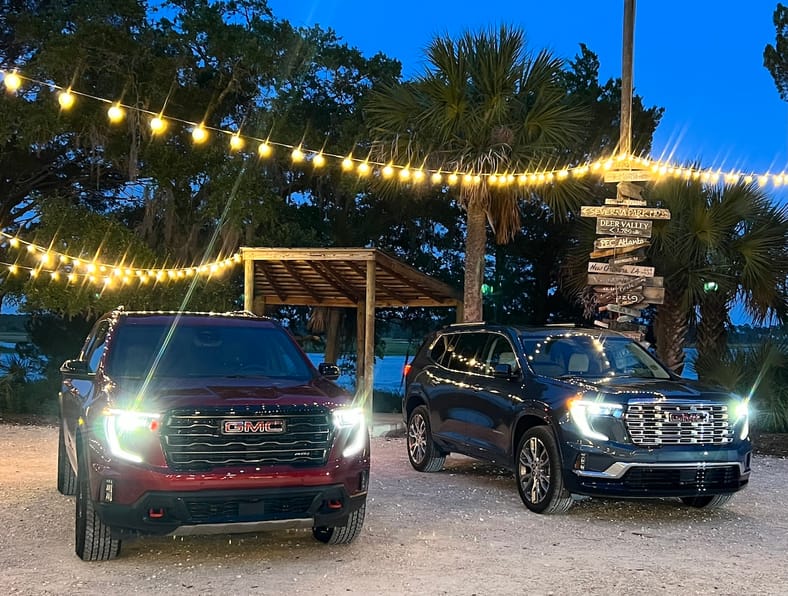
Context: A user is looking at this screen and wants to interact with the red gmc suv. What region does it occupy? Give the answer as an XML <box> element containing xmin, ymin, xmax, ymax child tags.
<box><xmin>57</xmin><ymin>308</ymin><xmax>369</xmax><ymax>560</ymax></box>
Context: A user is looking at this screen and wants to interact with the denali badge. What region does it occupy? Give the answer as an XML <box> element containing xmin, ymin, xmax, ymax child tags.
<box><xmin>668</xmin><ymin>411</ymin><xmax>709</xmax><ymax>423</ymax></box>
<box><xmin>222</xmin><ymin>419</ymin><xmax>286</xmax><ymax>434</ymax></box>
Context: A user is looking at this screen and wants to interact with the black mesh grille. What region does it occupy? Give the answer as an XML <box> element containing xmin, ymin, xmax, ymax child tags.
<box><xmin>625</xmin><ymin>402</ymin><xmax>733</xmax><ymax>446</ymax></box>
<box><xmin>183</xmin><ymin>493</ymin><xmax>320</xmax><ymax>523</ymax></box>
<box><xmin>162</xmin><ymin>406</ymin><xmax>332</xmax><ymax>471</ymax></box>
<box><xmin>622</xmin><ymin>466</ymin><xmax>741</xmax><ymax>491</ymax></box>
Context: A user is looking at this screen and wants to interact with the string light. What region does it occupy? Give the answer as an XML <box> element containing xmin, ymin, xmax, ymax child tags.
<box><xmin>1</xmin><ymin>68</ymin><xmax>786</xmax><ymax>188</ymax></box>
<box><xmin>107</xmin><ymin>103</ymin><xmax>125</xmax><ymax>123</ymax></box>
<box><xmin>229</xmin><ymin>133</ymin><xmax>244</xmax><ymax>151</ymax></box>
<box><xmin>2</xmin><ymin>70</ymin><xmax>21</xmax><ymax>93</ymax></box>
<box><xmin>150</xmin><ymin>115</ymin><xmax>167</xmax><ymax>135</ymax></box>
<box><xmin>58</xmin><ymin>89</ymin><xmax>75</xmax><ymax>110</ymax></box>
<box><xmin>192</xmin><ymin>124</ymin><xmax>208</xmax><ymax>144</ymax></box>
<box><xmin>0</xmin><ymin>231</ymin><xmax>241</xmax><ymax>290</ymax></box>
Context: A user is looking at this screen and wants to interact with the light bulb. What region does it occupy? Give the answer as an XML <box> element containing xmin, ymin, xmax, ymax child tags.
<box><xmin>192</xmin><ymin>125</ymin><xmax>208</xmax><ymax>144</ymax></box>
<box><xmin>150</xmin><ymin>116</ymin><xmax>166</xmax><ymax>134</ymax></box>
<box><xmin>107</xmin><ymin>104</ymin><xmax>125</xmax><ymax>123</ymax></box>
<box><xmin>258</xmin><ymin>142</ymin><xmax>272</xmax><ymax>158</ymax></box>
<box><xmin>229</xmin><ymin>134</ymin><xmax>244</xmax><ymax>151</ymax></box>
<box><xmin>3</xmin><ymin>71</ymin><xmax>22</xmax><ymax>92</ymax></box>
<box><xmin>58</xmin><ymin>90</ymin><xmax>75</xmax><ymax>110</ymax></box>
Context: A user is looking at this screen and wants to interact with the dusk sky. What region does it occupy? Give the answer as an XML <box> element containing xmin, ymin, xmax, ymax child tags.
<box><xmin>269</xmin><ymin>0</ymin><xmax>788</xmax><ymax>190</ymax></box>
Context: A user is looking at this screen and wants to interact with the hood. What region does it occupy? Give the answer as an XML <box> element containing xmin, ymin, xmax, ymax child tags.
<box><xmin>559</xmin><ymin>375</ymin><xmax>732</xmax><ymax>402</ymax></box>
<box><xmin>104</xmin><ymin>375</ymin><xmax>353</xmax><ymax>412</ymax></box>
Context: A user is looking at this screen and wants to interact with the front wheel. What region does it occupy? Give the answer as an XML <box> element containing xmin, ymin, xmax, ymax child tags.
<box><xmin>407</xmin><ymin>405</ymin><xmax>445</xmax><ymax>472</ymax></box>
<box><xmin>515</xmin><ymin>427</ymin><xmax>573</xmax><ymax>514</ymax></box>
<box><xmin>680</xmin><ymin>494</ymin><xmax>734</xmax><ymax>509</ymax></box>
<box><xmin>75</xmin><ymin>445</ymin><xmax>121</xmax><ymax>561</ymax></box>
<box><xmin>312</xmin><ymin>503</ymin><xmax>366</xmax><ymax>545</ymax></box>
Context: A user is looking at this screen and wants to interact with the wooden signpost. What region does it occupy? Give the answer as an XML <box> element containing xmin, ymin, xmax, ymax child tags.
<box><xmin>583</xmin><ymin>166</ymin><xmax>668</xmax><ymax>333</ymax></box>
<box><xmin>595</xmin><ymin>218</ymin><xmax>652</xmax><ymax>237</ymax></box>
<box><xmin>593</xmin><ymin>237</ymin><xmax>649</xmax><ymax>250</ymax></box>
<box><xmin>581</xmin><ymin>206</ymin><xmax>671</xmax><ymax>219</ymax></box>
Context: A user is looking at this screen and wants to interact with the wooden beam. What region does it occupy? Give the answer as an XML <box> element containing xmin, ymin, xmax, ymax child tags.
<box><xmin>282</xmin><ymin>261</ymin><xmax>323</xmax><ymax>302</ymax></box>
<box><xmin>240</xmin><ymin>247</ymin><xmax>376</xmax><ymax>261</ymax></box>
<box><xmin>376</xmin><ymin>260</ymin><xmax>447</xmax><ymax>302</ymax></box>
<box><xmin>256</xmin><ymin>261</ymin><xmax>288</xmax><ymax>302</ymax></box>
<box><xmin>310</xmin><ymin>261</ymin><xmax>362</xmax><ymax>303</ymax></box>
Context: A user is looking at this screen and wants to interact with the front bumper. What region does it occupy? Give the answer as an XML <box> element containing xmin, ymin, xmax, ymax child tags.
<box><xmin>561</xmin><ymin>438</ymin><xmax>752</xmax><ymax>498</ymax></box>
<box><xmin>97</xmin><ymin>484</ymin><xmax>368</xmax><ymax>537</ymax></box>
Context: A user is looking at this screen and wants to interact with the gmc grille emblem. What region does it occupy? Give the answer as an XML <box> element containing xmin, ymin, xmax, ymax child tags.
<box><xmin>668</xmin><ymin>411</ymin><xmax>709</xmax><ymax>423</ymax></box>
<box><xmin>222</xmin><ymin>419</ymin><xmax>286</xmax><ymax>434</ymax></box>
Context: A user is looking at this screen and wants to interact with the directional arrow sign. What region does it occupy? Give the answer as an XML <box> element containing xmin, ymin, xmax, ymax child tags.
<box><xmin>588</xmin><ymin>262</ymin><xmax>655</xmax><ymax>277</ymax></box>
<box><xmin>588</xmin><ymin>274</ymin><xmax>664</xmax><ymax>287</ymax></box>
<box><xmin>605</xmin><ymin>198</ymin><xmax>647</xmax><ymax>206</ymax></box>
<box><xmin>594</xmin><ymin>237</ymin><xmax>650</xmax><ymax>250</ymax></box>
<box><xmin>604</xmin><ymin>170</ymin><xmax>653</xmax><ymax>182</ymax></box>
<box><xmin>581</xmin><ymin>206</ymin><xmax>671</xmax><ymax>219</ymax></box>
<box><xmin>590</xmin><ymin>243</ymin><xmax>648</xmax><ymax>259</ymax></box>
<box><xmin>609</xmin><ymin>254</ymin><xmax>646</xmax><ymax>266</ymax></box>
<box><xmin>596</xmin><ymin>218</ymin><xmax>652</xmax><ymax>238</ymax></box>
<box><xmin>604</xmin><ymin>303</ymin><xmax>645</xmax><ymax>316</ymax></box>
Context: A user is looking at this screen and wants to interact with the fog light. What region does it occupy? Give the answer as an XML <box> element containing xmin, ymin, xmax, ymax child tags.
<box><xmin>101</xmin><ymin>479</ymin><xmax>114</xmax><ymax>503</ymax></box>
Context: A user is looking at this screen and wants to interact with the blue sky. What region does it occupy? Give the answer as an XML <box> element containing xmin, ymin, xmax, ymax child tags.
<box><xmin>269</xmin><ymin>0</ymin><xmax>788</xmax><ymax>185</ymax></box>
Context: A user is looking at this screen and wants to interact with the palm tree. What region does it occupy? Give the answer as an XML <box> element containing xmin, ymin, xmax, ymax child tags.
<box><xmin>365</xmin><ymin>25</ymin><xmax>587</xmax><ymax>321</ymax></box>
<box><xmin>648</xmin><ymin>176</ymin><xmax>788</xmax><ymax>376</ymax></box>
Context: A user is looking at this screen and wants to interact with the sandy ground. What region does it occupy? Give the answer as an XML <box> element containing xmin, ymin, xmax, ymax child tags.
<box><xmin>1</xmin><ymin>423</ymin><xmax>787</xmax><ymax>596</ymax></box>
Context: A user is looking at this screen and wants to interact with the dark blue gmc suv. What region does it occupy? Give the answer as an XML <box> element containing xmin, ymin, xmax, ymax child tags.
<box><xmin>403</xmin><ymin>324</ymin><xmax>751</xmax><ymax>514</ymax></box>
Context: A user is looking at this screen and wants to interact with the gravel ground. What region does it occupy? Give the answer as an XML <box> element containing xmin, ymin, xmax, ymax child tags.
<box><xmin>1</xmin><ymin>423</ymin><xmax>787</xmax><ymax>596</ymax></box>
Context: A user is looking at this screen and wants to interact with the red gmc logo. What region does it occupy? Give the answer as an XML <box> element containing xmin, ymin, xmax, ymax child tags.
<box><xmin>222</xmin><ymin>419</ymin><xmax>286</xmax><ymax>434</ymax></box>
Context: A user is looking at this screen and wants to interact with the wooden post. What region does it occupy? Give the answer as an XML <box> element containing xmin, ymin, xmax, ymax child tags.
<box><xmin>620</xmin><ymin>0</ymin><xmax>635</xmax><ymax>157</ymax></box>
<box><xmin>243</xmin><ymin>254</ymin><xmax>254</xmax><ymax>313</ymax></box>
<box><xmin>363</xmin><ymin>259</ymin><xmax>376</xmax><ymax>412</ymax></box>
<box><xmin>356</xmin><ymin>306</ymin><xmax>365</xmax><ymax>385</ymax></box>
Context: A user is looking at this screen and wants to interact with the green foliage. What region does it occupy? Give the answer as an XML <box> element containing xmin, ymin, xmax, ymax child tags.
<box><xmin>764</xmin><ymin>3</ymin><xmax>788</xmax><ymax>102</ymax></box>
<box><xmin>696</xmin><ymin>338</ymin><xmax>788</xmax><ymax>433</ymax></box>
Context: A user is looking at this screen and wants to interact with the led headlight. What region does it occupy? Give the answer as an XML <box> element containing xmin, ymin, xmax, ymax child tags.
<box><xmin>732</xmin><ymin>397</ymin><xmax>750</xmax><ymax>440</ymax></box>
<box><xmin>332</xmin><ymin>407</ymin><xmax>368</xmax><ymax>457</ymax></box>
<box><xmin>104</xmin><ymin>408</ymin><xmax>161</xmax><ymax>463</ymax></box>
<box><xmin>568</xmin><ymin>397</ymin><xmax>624</xmax><ymax>441</ymax></box>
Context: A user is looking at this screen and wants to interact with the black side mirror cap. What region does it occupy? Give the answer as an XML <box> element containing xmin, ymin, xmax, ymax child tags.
<box><xmin>318</xmin><ymin>362</ymin><xmax>341</xmax><ymax>380</ymax></box>
<box><xmin>60</xmin><ymin>359</ymin><xmax>91</xmax><ymax>376</ymax></box>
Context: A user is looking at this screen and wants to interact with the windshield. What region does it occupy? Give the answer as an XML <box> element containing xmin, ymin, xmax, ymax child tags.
<box><xmin>105</xmin><ymin>322</ymin><xmax>314</xmax><ymax>381</ymax></box>
<box><xmin>520</xmin><ymin>332</ymin><xmax>670</xmax><ymax>380</ymax></box>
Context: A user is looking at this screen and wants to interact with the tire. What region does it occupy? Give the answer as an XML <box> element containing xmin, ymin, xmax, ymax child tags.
<box><xmin>75</xmin><ymin>443</ymin><xmax>121</xmax><ymax>561</ymax></box>
<box><xmin>312</xmin><ymin>503</ymin><xmax>366</xmax><ymax>545</ymax></box>
<box><xmin>680</xmin><ymin>494</ymin><xmax>734</xmax><ymax>509</ymax></box>
<box><xmin>515</xmin><ymin>426</ymin><xmax>573</xmax><ymax>514</ymax></box>
<box><xmin>406</xmin><ymin>405</ymin><xmax>446</xmax><ymax>472</ymax></box>
<box><xmin>57</xmin><ymin>422</ymin><xmax>77</xmax><ymax>496</ymax></box>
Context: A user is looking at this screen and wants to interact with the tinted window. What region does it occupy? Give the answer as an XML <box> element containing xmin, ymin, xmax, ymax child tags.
<box><xmin>486</xmin><ymin>334</ymin><xmax>519</xmax><ymax>373</ymax></box>
<box><xmin>447</xmin><ymin>333</ymin><xmax>490</xmax><ymax>375</ymax></box>
<box><xmin>105</xmin><ymin>321</ymin><xmax>313</xmax><ymax>380</ymax></box>
<box><xmin>84</xmin><ymin>321</ymin><xmax>110</xmax><ymax>374</ymax></box>
<box><xmin>520</xmin><ymin>333</ymin><xmax>670</xmax><ymax>379</ymax></box>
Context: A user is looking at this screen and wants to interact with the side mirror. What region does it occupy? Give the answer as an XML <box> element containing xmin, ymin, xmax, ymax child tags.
<box><xmin>318</xmin><ymin>362</ymin><xmax>341</xmax><ymax>381</ymax></box>
<box><xmin>60</xmin><ymin>359</ymin><xmax>91</xmax><ymax>377</ymax></box>
<box><xmin>493</xmin><ymin>363</ymin><xmax>517</xmax><ymax>379</ymax></box>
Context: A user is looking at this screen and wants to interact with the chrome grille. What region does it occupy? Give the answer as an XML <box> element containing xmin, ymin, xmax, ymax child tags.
<box><xmin>162</xmin><ymin>406</ymin><xmax>332</xmax><ymax>470</ymax></box>
<box><xmin>625</xmin><ymin>401</ymin><xmax>733</xmax><ymax>446</ymax></box>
